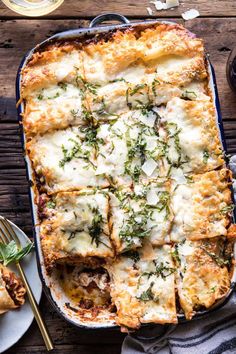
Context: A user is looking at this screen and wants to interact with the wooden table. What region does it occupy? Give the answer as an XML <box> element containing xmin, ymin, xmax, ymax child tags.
<box><xmin>0</xmin><ymin>1</ymin><xmax>236</xmax><ymax>353</ymax></box>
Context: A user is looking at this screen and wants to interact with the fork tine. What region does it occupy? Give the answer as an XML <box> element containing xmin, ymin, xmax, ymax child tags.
<box><xmin>0</xmin><ymin>228</ymin><xmax>8</xmax><ymax>244</ymax></box>
<box><xmin>0</xmin><ymin>218</ymin><xmax>11</xmax><ymax>244</ymax></box>
<box><xmin>0</xmin><ymin>217</ymin><xmax>20</xmax><ymax>247</ymax></box>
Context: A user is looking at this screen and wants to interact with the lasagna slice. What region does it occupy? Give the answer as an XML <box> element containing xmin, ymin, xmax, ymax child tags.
<box><xmin>107</xmin><ymin>245</ymin><xmax>177</xmax><ymax>329</ymax></box>
<box><xmin>175</xmin><ymin>238</ymin><xmax>231</xmax><ymax>320</ymax></box>
<box><xmin>170</xmin><ymin>169</ymin><xmax>232</xmax><ymax>242</ymax></box>
<box><xmin>109</xmin><ymin>180</ymin><xmax>172</xmax><ymax>253</ymax></box>
<box><xmin>23</xmin><ymin>83</ymin><xmax>82</xmax><ymax>136</ymax></box>
<box><xmin>82</xmin><ymin>23</ymin><xmax>206</xmax><ymax>84</ymax></box>
<box><xmin>21</xmin><ymin>45</ymin><xmax>82</xmax><ymax>96</ymax></box>
<box><xmin>96</xmin><ymin>112</ymin><xmax>169</xmax><ymax>186</ymax></box>
<box><xmin>40</xmin><ymin>190</ymin><xmax>114</xmax><ymax>273</ymax></box>
<box><xmin>0</xmin><ymin>264</ymin><xmax>26</xmax><ymax>314</ymax></box>
<box><xmin>27</xmin><ymin>126</ymin><xmax>108</xmax><ymax>194</ymax></box>
<box><xmin>161</xmin><ymin>97</ymin><xmax>224</xmax><ymax>175</ymax></box>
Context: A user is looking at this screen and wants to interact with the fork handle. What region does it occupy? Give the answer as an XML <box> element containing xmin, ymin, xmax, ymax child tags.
<box><xmin>16</xmin><ymin>262</ymin><xmax>54</xmax><ymax>351</ymax></box>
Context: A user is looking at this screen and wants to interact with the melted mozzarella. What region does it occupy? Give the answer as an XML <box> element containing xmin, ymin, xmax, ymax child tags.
<box><xmin>176</xmin><ymin>239</ymin><xmax>230</xmax><ymax>320</ymax></box>
<box><xmin>24</xmin><ymin>83</ymin><xmax>82</xmax><ymax>135</ymax></box>
<box><xmin>41</xmin><ymin>190</ymin><xmax>114</xmax><ymax>271</ymax></box>
<box><xmin>170</xmin><ymin>169</ymin><xmax>231</xmax><ymax>242</ymax></box>
<box><xmin>27</xmin><ymin>127</ymin><xmax>107</xmax><ymax>193</ymax></box>
<box><xmin>162</xmin><ymin>97</ymin><xmax>223</xmax><ymax>174</ymax></box>
<box><xmin>107</xmin><ymin>245</ymin><xmax>177</xmax><ymax>328</ymax></box>
<box><xmin>110</xmin><ymin>181</ymin><xmax>172</xmax><ymax>253</ymax></box>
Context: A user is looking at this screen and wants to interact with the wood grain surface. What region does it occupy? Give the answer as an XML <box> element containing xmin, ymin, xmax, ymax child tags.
<box><xmin>0</xmin><ymin>1</ymin><xmax>236</xmax><ymax>353</ymax></box>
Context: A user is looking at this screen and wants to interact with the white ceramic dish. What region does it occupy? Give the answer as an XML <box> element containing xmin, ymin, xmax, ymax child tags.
<box><xmin>0</xmin><ymin>220</ymin><xmax>42</xmax><ymax>353</ymax></box>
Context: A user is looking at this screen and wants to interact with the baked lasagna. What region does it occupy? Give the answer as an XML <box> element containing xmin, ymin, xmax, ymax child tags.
<box><xmin>0</xmin><ymin>264</ymin><xmax>26</xmax><ymax>315</ymax></box>
<box><xmin>20</xmin><ymin>22</ymin><xmax>235</xmax><ymax>330</ymax></box>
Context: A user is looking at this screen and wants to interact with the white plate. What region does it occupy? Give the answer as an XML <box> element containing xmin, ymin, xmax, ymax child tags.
<box><xmin>0</xmin><ymin>220</ymin><xmax>42</xmax><ymax>353</ymax></box>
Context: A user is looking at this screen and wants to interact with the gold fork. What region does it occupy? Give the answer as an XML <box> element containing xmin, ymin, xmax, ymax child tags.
<box><xmin>0</xmin><ymin>216</ymin><xmax>54</xmax><ymax>351</ymax></box>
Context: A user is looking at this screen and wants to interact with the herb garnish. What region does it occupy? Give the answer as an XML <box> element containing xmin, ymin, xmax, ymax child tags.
<box><xmin>88</xmin><ymin>207</ymin><xmax>104</xmax><ymax>247</ymax></box>
<box><xmin>181</xmin><ymin>90</ymin><xmax>197</xmax><ymax>100</ymax></box>
<box><xmin>200</xmin><ymin>246</ymin><xmax>230</xmax><ymax>267</ymax></box>
<box><xmin>0</xmin><ymin>240</ymin><xmax>34</xmax><ymax>266</ymax></box>
<box><xmin>46</xmin><ymin>200</ymin><xmax>56</xmax><ymax>209</ymax></box>
<box><xmin>141</xmin><ymin>261</ymin><xmax>176</xmax><ymax>280</ymax></box>
<box><xmin>152</xmin><ymin>78</ymin><xmax>160</xmax><ymax>97</ymax></box>
<box><xmin>59</xmin><ymin>138</ymin><xmax>94</xmax><ymax>169</ymax></box>
<box><xmin>220</xmin><ymin>205</ymin><xmax>234</xmax><ymax>215</ymax></box>
<box><xmin>75</xmin><ymin>74</ymin><xmax>100</xmax><ymax>96</ymax></box>
<box><xmin>136</xmin><ymin>282</ymin><xmax>156</xmax><ymax>302</ymax></box>
<box><xmin>203</xmin><ymin>150</ymin><xmax>210</xmax><ymax>164</ymax></box>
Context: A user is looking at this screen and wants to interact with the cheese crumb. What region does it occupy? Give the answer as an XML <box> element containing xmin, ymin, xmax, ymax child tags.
<box><xmin>166</xmin><ymin>0</ymin><xmax>179</xmax><ymax>9</ymax></box>
<box><xmin>141</xmin><ymin>158</ymin><xmax>158</xmax><ymax>176</ymax></box>
<box><xmin>147</xmin><ymin>7</ymin><xmax>153</xmax><ymax>15</ymax></box>
<box><xmin>150</xmin><ymin>1</ymin><xmax>166</xmax><ymax>10</ymax></box>
<box><xmin>181</xmin><ymin>9</ymin><xmax>200</xmax><ymax>20</ymax></box>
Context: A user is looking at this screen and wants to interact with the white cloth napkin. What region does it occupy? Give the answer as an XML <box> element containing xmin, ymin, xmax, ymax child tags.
<box><xmin>122</xmin><ymin>157</ymin><xmax>236</xmax><ymax>354</ymax></box>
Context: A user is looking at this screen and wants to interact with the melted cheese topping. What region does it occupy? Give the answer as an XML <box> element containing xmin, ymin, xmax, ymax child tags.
<box><xmin>176</xmin><ymin>239</ymin><xmax>230</xmax><ymax>320</ymax></box>
<box><xmin>171</xmin><ymin>169</ymin><xmax>232</xmax><ymax>242</ymax></box>
<box><xmin>27</xmin><ymin>127</ymin><xmax>108</xmax><ymax>194</ymax></box>
<box><xmin>23</xmin><ymin>83</ymin><xmax>82</xmax><ymax>136</ymax></box>
<box><xmin>41</xmin><ymin>190</ymin><xmax>114</xmax><ymax>271</ymax></box>
<box><xmin>107</xmin><ymin>245</ymin><xmax>177</xmax><ymax>328</ymax></box>
<box><xmin>109</xmin><ymin>181</ymin><xmax>172</xmax><ymax>253</ymax></box>
<box><xmin>161</xmin><ymin>97</ymin><xmax>224</xmax><ymax>175</ymax></box>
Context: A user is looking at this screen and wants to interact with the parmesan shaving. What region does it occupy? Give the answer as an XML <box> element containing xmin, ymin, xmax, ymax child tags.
<box><xmin>150</xmin><ymin>1</ymin><xmax>167</xmax><ymax>10</ymax></box>
<box><xmin>147</xmin><ymin>7</ymin><xmax>153</xmax><ymax>15</ymax></box>
<box><xmin>166</xmin><ymin>0</ymin><xmax>179</xmax><ymax>9</ymax></box>
<box><xmin>181</xmin><ymin>9</ymin><xmax>200</xmax><ymax>20</ymax></box>
<box><xmin>141</xmin><ymin>158</ymin><xmax>158</xmax><ymax>176</ymax></box>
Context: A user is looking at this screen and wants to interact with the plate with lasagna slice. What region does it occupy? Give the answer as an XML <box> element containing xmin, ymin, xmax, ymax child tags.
<box><xmin>17</xmin><ymin>20</ymin><xmax>236</xmax><ymax>331</ymax></box>
<box><xmin>0</xmin><ymin>221</ymin><xmax>42</xmax><ymax>353</ymax></box>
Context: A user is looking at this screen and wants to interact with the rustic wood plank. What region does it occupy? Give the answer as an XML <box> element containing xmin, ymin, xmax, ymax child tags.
<box><xmin>5</xmin><ymin>344</ymin><xmax>121</xmax><ymax>354</ymax></box>
<box><xmin>0</xmin><ymin>0</ymin><xmax>236</xmax><ymax>19</ymax></box>
<box><xmin>0</xmin><ymin>18</ymin><xmax>236</xmax><ymax>124</ymax></box>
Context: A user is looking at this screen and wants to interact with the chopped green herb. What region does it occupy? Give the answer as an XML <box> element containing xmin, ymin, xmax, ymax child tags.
<box><xmin>81</xmin><ymin>104</ymin><xmax>96</xmax><ymax>124</ymax></box>
<box><xmin>203</xmin><ymin>150</ymin><xmax>210</xmax><ymax>164</ymax></box>
<box><xmin>129</xmin><ymin>83</ymin><xmax>147</xmax><ymax>96</ymax></box>
<box><xmin>0</xmin><ymin>240</ymin><xmax>34</xmax><ymax>266</ymax></box>
<box><xmin>210</xmin><ymin>286</ymin><xmax>217</xmax><ymax>293</ymax></box>
<box><xmin>220</xmin><ymin>205</ymin><xmax>235</xmax><ymax>215</ymax></box>
<box><xmin>152</xmin><ymin>78</ymin><xmax>160</xmax><ymax>97</ymax></box>
<box><xmin>88</xmin><ymin>207</ymin><xmax>103</xmax><ymax>247</ymax></box>
<box><xmin>59</xmin><ymin>138</ymin><xmax>94</xmax><ymax>169</ymax></box>
<box><xmin>46</xmin><ymin>200</ymin><xmax>56</xmax><ymax>209</ymax></box>
<box><xmin>109</xmin><ymin>78</ymin><xmax>128</xmax><ymax>83</ymax></box>
<box><xmin>200</xmin><ymin>246</ymin><xmax>230</xmax><ymax>267</ymax></box>
<box><xmin>141</xmin><ymin>261</ymin><xmax>176</xmax><ymax>280</ymax></box>
<box><xmin>37</xmin><ymin>93</ymin><xmax>44</xmax><ymax>100</ymax></box>
<box><xmin>75</xmin><ymin>74</ymin><xmax>100</xmax><ymax>96</ymax></box>
<box><xmin>182</xmin><ymin>90</ymin><xmax>197</xmax><ymax>100</ymax></box>
<box><xmin>171</xmin><ymin>247</ymin><xmax>180</xmax><ymax>263</ymax></box>
<box><xmin>185</xmin><ymin>175</ymin><xmax>194</xmax><ymax>184</ymax></box>
<box><xmin>136</xmin><ymin>282</ymin><xmax>156</xmax><ymax>302</ymax></box>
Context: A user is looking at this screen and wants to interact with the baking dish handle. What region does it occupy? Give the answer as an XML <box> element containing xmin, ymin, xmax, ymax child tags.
<box><xmin>89</xmin><ymin>13</ymin><xmax>130</xmax><ymax>28</ymax></box>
